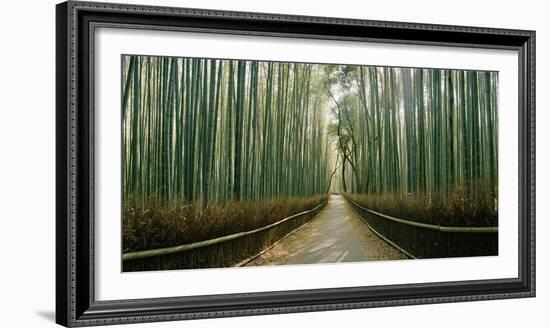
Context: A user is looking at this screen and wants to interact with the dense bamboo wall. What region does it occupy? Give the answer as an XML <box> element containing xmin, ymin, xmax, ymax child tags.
<box><xmin>328</xmin><ymin>66</ymin><xmax>498</xmax><ymax>209</ymax></box>
<box><xmin>122</xmin><ymin>56</ymin><xmax>332</xmax><ymax>205</ymax></box>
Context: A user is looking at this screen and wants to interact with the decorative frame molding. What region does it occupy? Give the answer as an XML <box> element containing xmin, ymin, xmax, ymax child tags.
<box><xmin>56</xmin><ymin>1</ymin><xmax>535</xmax><ymax>326</ymax></box>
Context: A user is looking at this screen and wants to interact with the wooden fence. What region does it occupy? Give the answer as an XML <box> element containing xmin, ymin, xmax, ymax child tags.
<box><xmin>123</xmin><ymin>201</ymin><xmax>327</xmax><ymax>271</ymax></box>
<box><xmin>344</xmin><ymin>195</ymin><xmax>498</xmax><ymax>259</ymax></box>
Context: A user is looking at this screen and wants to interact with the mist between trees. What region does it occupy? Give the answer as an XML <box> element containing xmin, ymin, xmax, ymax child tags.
<box><xmin>122</xmin><ymin>55</ymin><xmax>498</xmax><ymax>252</ymax></box>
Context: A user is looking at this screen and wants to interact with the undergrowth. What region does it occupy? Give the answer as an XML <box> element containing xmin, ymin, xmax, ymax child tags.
<box><xmin>123</xmin><ymin>195</ymin><xmax>327</xmax><ymax>253</ymax></box>
<box><xmin>345</xmin><ymin>189</ymin><xmax>497</xmax><ymax>227</ymax></box>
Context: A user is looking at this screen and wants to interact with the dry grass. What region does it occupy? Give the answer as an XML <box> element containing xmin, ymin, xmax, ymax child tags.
<box><xmin>123</xmin><ymin>195</ymin><xmax>327</xmax><ymax>253</ymax></box>
<box><xmin>346</xmin><ymin>189</ymin><xmax>497</xmax><ymax>227</ymax></box>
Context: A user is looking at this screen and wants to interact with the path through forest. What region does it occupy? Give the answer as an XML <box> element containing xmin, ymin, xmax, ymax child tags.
<box><xmin>246</xmin><ymin>194</ymin><xmax>406</xmax><ymax>266</ymax></box>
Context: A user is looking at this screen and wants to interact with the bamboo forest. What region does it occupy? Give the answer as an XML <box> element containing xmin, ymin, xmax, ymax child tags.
<box><xmin>122</xmin><ymin>55</ymin><xmax>499</xmax><ymax>272</ymax></box>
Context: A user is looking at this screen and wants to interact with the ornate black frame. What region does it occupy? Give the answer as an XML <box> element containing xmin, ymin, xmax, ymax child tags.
<box><xmin>56</xmin><ymin>1</ymin><xmax>536</xmax><ymax>326</ymax></box>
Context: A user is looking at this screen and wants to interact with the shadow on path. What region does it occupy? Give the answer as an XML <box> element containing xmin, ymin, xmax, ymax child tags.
<box><xmin>247</xmin><ymin>194</ymin><xmax>406</xmax><ymax>266</ymax></box>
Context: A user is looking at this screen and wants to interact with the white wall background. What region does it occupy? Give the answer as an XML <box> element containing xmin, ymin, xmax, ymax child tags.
<box><xmin>0</xmin><ymin>0</ymin><xmax>545</xmax><ymax>327</ymax></box>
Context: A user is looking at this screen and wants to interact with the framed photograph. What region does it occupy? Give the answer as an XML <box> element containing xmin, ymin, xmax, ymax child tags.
<box><xmin>56</xmin><ymin>0</ymin><xmax>535</xmax><ymax>326</ymax></box>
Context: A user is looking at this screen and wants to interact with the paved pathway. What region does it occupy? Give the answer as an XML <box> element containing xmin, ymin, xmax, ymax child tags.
<box><xmin>246</xmin><ymin>194</ymin><xmax>406</xmax><ymax>266</ymax></box>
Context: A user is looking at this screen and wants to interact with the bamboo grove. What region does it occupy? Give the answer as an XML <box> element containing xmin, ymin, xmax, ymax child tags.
<box><xmin>327</xmin><ymin>66</ymin><xmax>498</xmax><ymax>210</ymax></box>
<box><xmin>122</xmin><ymin>54</ymin><xmax>499</xmax><ymax>223</ymax></box>
<box><xmin>122</xmin><ymin>55</ymin><xmax>332</xmax><ymax>206</ymax></box>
